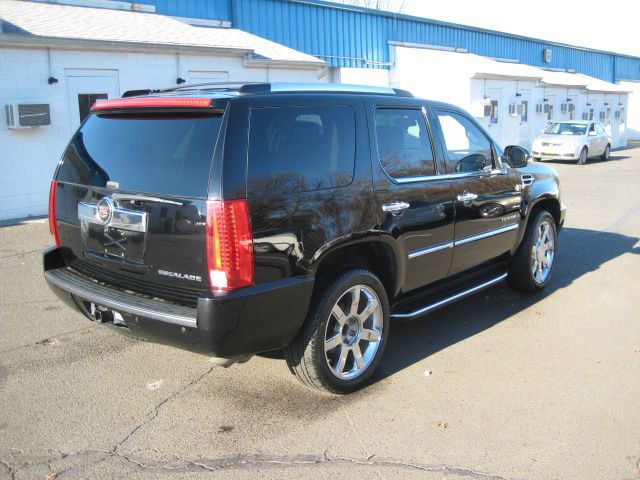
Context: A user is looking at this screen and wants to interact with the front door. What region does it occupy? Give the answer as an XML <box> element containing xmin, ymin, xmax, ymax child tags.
<box><xmin>66</xmin><ymin>69</ymin><xmax>119</xmax><ymax>132</ymax></box>
<box><xmin>366</xmin><ymin>99</ymin><xmax>454</xmax><ymax>294</ymax></box>
<box><xmin>431</xmin><ymin>108</ymin><xmax>523</xmax><ymax>276</ymax></box>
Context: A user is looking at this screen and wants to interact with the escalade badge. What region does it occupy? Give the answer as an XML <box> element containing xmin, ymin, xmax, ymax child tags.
<box><xmin>96</xmin><ymin>197</ymin><xmax>114</xmax><ymax>225</ymax></box>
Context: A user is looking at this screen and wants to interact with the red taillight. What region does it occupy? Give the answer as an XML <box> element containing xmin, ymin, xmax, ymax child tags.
<box><xmin>48</xmin><ymin>180</ymin><xmax>60</xmax><ymax>248</ymax></box>
<box><xmin>206</xmin><ymin>200</ymin><xmax>254</xmax><ymax>291</ymax></box>
<box><xmin>91</xmin><ymin>97</ymin><xmax>212</xmax><ymax>111</ymax></box>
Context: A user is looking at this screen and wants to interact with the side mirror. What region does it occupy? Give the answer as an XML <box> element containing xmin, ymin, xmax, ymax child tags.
<box><xmin>503</xmin><ymin>145</ymin><xmax>530</xmax><ymax>168</ymax></box>
<box><xmin>588</xmin><ymin>130</ymin><xmax>597</xmax><ymax>136</ymax></box>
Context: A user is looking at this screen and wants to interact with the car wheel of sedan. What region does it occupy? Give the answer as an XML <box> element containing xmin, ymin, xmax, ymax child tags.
<box><xmin>601</xmin><ymin>144</ymin><xmax>610</xmax><ymax>161</ymax></box>
<box><xmin>577</xmin><ymin>147</ymin><xmax>588</xmax><ymax>165</ymax></box>
<box><xmin>285</xmin><ymin>269</ymin><xmax>389</xmax><ymax>394</ymax></box>
<box><xmin>508</xmin><ymin>210</ymin><xmax>557</xmax><ymax>292</ymax></box>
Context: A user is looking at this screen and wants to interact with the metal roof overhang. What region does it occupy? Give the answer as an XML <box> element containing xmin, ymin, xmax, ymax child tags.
<box><xmin>0</xmin><ymin>32</ymin><xmax>255</xmax><ymax>55</ymax></box>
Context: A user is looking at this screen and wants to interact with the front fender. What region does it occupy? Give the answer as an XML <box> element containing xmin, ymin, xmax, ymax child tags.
<box><xmin>513</xmin><ymin>163</ymin><xmax>562</xmax><ymax>250</ymax></box>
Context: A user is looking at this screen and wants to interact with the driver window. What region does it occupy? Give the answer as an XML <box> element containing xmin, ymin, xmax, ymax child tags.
<box><xmin>435</xmin><ymin>110</ymin><xmax>493</xmax><ymax>173</ymax></box>
<box><xmin>589</xmin><ymin>123</ymin><xmax>596</xmax><ymax>134</ymax></box>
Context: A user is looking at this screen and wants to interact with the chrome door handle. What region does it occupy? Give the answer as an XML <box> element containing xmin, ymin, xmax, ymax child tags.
<box><xmin>457</xmin><ymin>192</ymin><xmax>478</xmax><ymax>202</ymax></box>
<box><xmin>382</xmin><ymin>201</ymin><xmax>410</xmax><ymax>216</ymax></box>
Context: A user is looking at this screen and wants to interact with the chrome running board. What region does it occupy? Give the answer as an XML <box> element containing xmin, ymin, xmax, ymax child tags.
<box><xmin>391</xmin><ymin>272</ymin><xmax>508</xmax><ymax>320</ymax></box>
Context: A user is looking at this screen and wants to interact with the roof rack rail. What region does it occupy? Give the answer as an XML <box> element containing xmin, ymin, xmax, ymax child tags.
<box><xmin>238</xmin><ymin>83</ymin><xmax>413</xmax><ymax>97</ymax></box>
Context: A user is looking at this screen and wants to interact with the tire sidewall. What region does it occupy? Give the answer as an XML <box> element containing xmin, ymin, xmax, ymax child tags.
<box><xmin>578</xmin><ymin>147</ymin><xmax>588</xmax><ymax>164</ymax></box>
<box><xmin>312</xmin><ymin>270</ymin><xmax>390</xmax><ymax>393</ymax></box>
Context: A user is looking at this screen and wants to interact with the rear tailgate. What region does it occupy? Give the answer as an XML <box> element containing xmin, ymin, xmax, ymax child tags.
<box><xmin>53</xmin><ymin>98</ymin><xmax>225</xmax><ymax>306</ymax></box>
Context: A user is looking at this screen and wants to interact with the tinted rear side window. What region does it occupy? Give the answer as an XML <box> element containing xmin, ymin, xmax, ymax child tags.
<box><xmin>374</xmin><ymin>108</ymin><xmax>436</xmax><ymax>179</ymax></box>
<box><xmin>247</xmin><ymin>105</ymin><xmax>355</xmax><ymax>196</ymax></box>
<box><xmin>57</xmin><ymin>113</ymin><xmax>222</xmax><ymax>197</ymax></box>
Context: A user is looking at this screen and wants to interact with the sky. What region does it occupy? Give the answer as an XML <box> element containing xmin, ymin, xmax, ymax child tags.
<box><xmin>343</xmin><ymin>0</ymin><xmax>638</xmax><ymax>58</ymax></box>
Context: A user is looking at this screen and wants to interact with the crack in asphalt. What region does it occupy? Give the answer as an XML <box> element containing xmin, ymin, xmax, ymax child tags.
<box><xmin>0</xmin><ymin>361</ymin><xmax>516</xmax><ymax>480</ymax></box>
<box><xmin>0</xmin><ymin>458</ymin><xmax>16</xmax><ymax>480</ymax></box>
<box><xmin>111</xmin><ymin>364</ymin><xmax>217</xmax><ymax>455</ymax></box>
<box><xmin>0</xmin><ymin>248</ymin><xmax>44</xmax><ymax>260</ymax></box>
<box><xmin>0</xmin><ymin>326</ymin><xmax>98</xmax><ymax>356</ymax></box>
<box><xmin>3</xmin><ymin>450</ymin><xmax>516</xmax><ymax>480</ymax></box>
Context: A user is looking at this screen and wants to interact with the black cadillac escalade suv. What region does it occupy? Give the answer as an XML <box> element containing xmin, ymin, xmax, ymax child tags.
<box><xmin>44</xmin><ymin>83</ymin><xmax>565</xmax><ymax>393</ymax></box>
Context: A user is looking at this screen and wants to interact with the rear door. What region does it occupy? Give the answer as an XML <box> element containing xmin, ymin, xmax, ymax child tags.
<box><xmin>365</xmin><ymin>97</ymin><xmax>454</xmax><ymax>294</ymax></box>
<box><xmin>587</xmin><ymin>122</ymin><xmax>601</xmax><ymax>155</ymax></box>
<box><xmin>431</xmin><ymin>108</ymin><xmax>522</xmax><ymax>276</ymax></box>
<box><xmin>595</xmin><ymin>122</ymin><xmax>608</xmax><ymax>153</ymax></box>
<box><xmin>54</xmin><ymin>102</ymin><xmax>225</xmax><ymax>306</ymax></box>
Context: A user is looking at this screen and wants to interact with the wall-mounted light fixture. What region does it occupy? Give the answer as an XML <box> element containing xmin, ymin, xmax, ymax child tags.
<box><xmin>604</xmin><ymin>102</ymin><xmax>609</xmax><ymax>106</ymax></box>
<box><xmin>543</xmin><ymin>98</ymin><xmax>549</xmax><ymax>102</ymax></box>
<box><xmin>586</xmin><ymin>103</ymin><xmax>592</xmax><ymax>106</ymax></box>
<box><xmin>48</xmin><ymin>76</ymin><xmax>58</xmax><ymax>85</ymax></box>
<box><xmin>566</xmin><ymin>98</ymin><xmax>572</xmax><ymax>102</ymax></box>
<box><xmin>515</xmin><ymin>92</ymin><xmax>522</xmax><ymax>97</ymax></box>
<box><xmin>176</xmin><ymin>77</ymin><xmax>186</xmax><ymax>84</ymax></box>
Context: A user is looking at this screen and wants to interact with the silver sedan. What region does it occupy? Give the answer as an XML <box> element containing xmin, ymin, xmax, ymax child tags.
<box><xmin>531</xmin><ymin>120</ymin><xmax>611</xmax><ymax>164</ymax></box>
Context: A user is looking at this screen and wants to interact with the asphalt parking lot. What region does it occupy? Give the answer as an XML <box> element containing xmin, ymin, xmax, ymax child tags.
<box><xmin>1</xmin><ymin>149</ymin><xmax>639</xmax><ymax>480</ymax></box>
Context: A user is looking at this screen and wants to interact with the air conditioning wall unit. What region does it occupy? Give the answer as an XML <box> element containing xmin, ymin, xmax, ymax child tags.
<box><xmin>5</xmin><ymin>102</ymin><xmax>51</xmax><ymax>129</ymax></box>
<box><xmin>516</xmin><ymin>104</ymin><xmax>525</xmax><ymax>115</ymax></box>
<box><xmin>568</xmin><ymin>103</ymin><xmax>575</xmax><ymax>112</ymax></box>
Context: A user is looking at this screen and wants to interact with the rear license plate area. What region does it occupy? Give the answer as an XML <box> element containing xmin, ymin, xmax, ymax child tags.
<box><xmin>82</xmin><ymin>223</ymin><xmax>146</xmax><ymax>263</ymax></box>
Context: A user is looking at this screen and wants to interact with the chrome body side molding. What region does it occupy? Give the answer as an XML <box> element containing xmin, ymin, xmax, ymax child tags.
<box><xmin>408</xmin><ymin>223</ymin><xmax>518</xmax><ymax>259</ymax></box>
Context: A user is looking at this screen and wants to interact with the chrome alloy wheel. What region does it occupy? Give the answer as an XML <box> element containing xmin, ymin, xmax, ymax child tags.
<box><xmin>324</xmin><ymin>285</ymin><xmax>383</xmax><ymax>380</ymax></box>
<box><xmin>531</xmin><ymin>220</ymin><xmax>555</xmax><ymax>285</ymax></box>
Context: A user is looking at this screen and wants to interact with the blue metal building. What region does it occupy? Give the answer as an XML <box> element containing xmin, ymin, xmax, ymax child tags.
<box><xmin>135</xmin><ymin>0</ymin><xmax>640</xmax><ymax>83</ymax></box>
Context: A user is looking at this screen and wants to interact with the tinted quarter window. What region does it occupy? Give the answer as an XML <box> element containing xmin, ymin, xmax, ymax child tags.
<box><xmin>57</xmin><ymin>113</ymin><xmax>222</xmax><ymax>197</ymax></box>
<box><xmin>435</xmin><ymin>110</ymin><xmax>493</xmax><ymax>173</ymax></box>
<box><xmin>247</xmin><ymin>106</ymin><xmax>355</xmax><ymax>196</ymax></box>
<box><xmin>374</xmin><ymin>108</ymin><xmax>436</xmax><ymax>178</ymax></box>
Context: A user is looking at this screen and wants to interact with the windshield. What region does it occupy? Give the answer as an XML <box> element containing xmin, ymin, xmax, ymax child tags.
<box><xmin>57</xmin><ymin>113</ymin><xmax>222</xmax><ymax>197</ymax></box>
<box><xmin>544</xmin><ymin>123</ymin><xmax>587</xmax><ymax>135</ymax></box>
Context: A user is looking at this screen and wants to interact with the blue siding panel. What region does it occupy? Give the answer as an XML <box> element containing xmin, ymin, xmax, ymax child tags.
<box><xmin>124</xmin><ymin>0</ymin><xmax>232</xmax><ymax>21</ymax></box>
<box><xmin>115</xmin><ymin>0</ymin><xmax>640</xmax><ymax>82</ymax></box>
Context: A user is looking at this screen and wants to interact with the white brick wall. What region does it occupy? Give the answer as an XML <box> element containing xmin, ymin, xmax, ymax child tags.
<box><xmin>0</xmin><ymin>46</ymin><xmax>324</xmax><ymax>221</ymax></box>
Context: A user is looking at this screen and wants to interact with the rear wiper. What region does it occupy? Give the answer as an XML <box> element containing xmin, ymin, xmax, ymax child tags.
<box><xmin>111</xmin><ymin>193</ymin><xmax>185</xmax><ymax>206</ymax></box>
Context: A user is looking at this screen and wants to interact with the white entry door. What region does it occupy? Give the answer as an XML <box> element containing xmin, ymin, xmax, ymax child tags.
<box><xmin>66</xmin><ymin>69</ymin><xmax>120</xmax><ymax>133</ymax></box>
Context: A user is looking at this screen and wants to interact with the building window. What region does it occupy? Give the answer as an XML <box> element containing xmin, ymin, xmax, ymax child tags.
<box><xmin>521</xmin><ymin>101</ymin><xmax>528</xmax><ymax>123</ymax></box>
<box><xmin>78</xmin><ymin>93</ymin><xmax>108</xmax><ymax>123</ymax></box>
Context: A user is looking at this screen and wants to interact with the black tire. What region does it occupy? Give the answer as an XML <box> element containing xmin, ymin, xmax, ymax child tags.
<box><xmin>285</xmin><ymin>269</ymin><xmax>390</xmax><ymax>394</ymax></box>
<box><xmin>532</xmin><ymin>157</ymin><xmax>542</xmax><ymax>162</ymax></box>
<box><xmin>601</xmin><ymin>144</ymin><xmax>610</xmax><ymax>161</ymax></box>
<box><xmin>508</xmin><ymin>210</ymin><xmax>557</xmax><ymax>293</ymax></box>
<box><xmin>577</xmin><ymin>146</ymin><xmax>588</xmax><ymax>165</ymax></box>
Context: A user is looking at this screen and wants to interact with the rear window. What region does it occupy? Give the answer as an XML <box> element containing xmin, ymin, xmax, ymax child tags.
<box><xmin>57</xmin><ymin>113</ymin><xmax>222</xmax><ymax>197</ymax></box>
<box><xmin>247</xmin><ymin>105</ymin><xmax>355</xmax><ymax>196</ymax></box>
